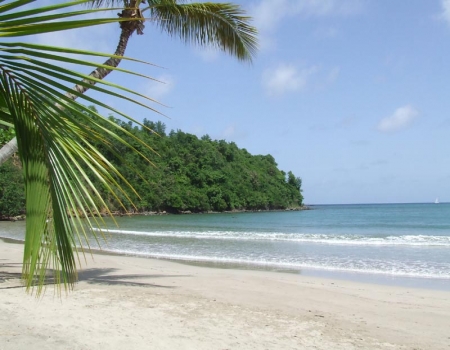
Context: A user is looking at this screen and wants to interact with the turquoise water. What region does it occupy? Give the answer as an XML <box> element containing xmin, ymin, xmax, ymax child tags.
<box><xmin>2</xmin><ymin>203</ymin><xmax>450</xmax><ymax>289</ymax></box>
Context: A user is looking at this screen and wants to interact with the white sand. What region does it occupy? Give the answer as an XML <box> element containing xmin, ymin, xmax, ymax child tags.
<box><xmin>1</xmin><ymin>239</ymin><xmax>449</xmax><ymax>350</ymax></box>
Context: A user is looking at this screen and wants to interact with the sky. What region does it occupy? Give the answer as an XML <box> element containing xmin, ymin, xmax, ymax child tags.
<box><xmin>30</xmin><ymin>0</ymin><xmax>450</xmax><ymax>205</ymax></box>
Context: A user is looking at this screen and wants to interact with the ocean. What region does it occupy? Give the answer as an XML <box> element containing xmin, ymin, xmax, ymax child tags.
<box><xmin>1</xmin><ymin>203</ymin><xmax>450</xmax><ymax>290</ymax></box>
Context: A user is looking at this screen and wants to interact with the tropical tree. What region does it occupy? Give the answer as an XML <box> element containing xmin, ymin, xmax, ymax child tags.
<box><xmin>0</xmin><ymin>0</ymin><xmax>257</xmax><ymax>294</ymax></box>
<box><xmin>83</xmin><ymin>0</ymin><xmax>257</xmax><ymax>91</ymax></box>
<box><xmin>0</xmin><ymin>0</ymin><xmax>157</xmax><ymax>294</ymax></box>
<box><xmin>0</xmin><ymin>0</ymin><xmax>257</xmax><ymax>162</ymax></box>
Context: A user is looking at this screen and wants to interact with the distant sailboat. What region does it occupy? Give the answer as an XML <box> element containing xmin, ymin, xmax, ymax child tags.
<box><xmin>435</xmin><ymin>197</ymin><xmax>440</xmax><ymax>204</ymax></box>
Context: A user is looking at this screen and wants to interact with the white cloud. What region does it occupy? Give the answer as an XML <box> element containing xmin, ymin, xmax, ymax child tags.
<box><xmin>251</xmin><ymin>0</ymin><xmax>291</xmax><ymax>33</ymax></box>
<box><xmin>190</xmin><ymin>125</ymin><xmax>206</xmax><ymax>137</ymax></box>
<box><xmin>377</xmin><ymin>105</ymin><xmax>419</xmax><ymax>133</ymax></box>
<box><xmin>262</xmin><ymin>64</ymin><xmax>339</xmax><ymax>96</ymax></box>
<box><xmin>262</xmin><ymin>63</ymin><xmax>318</xmax><ymax>96</ymax></box>
<box><xmin>250</xmin><ymin>0</ymin><xmax>363</xmax><ymax>50</ymax></box>
<box><xmin>441</xmin><ymin>0</ymin><xmax>450</xmax><ymax>25</ymax></box>
<box><xmin>220</xmin><ymin>124</ymin><xmax>248</xmax><ymax>140</ymax></box>
<box><xmin>144</xmin><ymin>75</ymin><xmax>175</xmax><ymax>100</ymax></box>
<box><xmin>251</xmin><ymin>0</ymin><xmax>364</xmax><ymax>32</ymax></box>
<box><xmin>222</xmin><ymin>125</ymin><xmax>237</xmax><ymax>138</ymax></box>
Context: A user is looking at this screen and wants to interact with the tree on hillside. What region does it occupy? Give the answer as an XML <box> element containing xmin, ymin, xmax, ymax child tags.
<box><xmin>0</xmin><ymin>0</ymin><xmax>257</xmax><ymax>294</ymax></box>
<box><xmin>0</xmin><ymin>0</ymin><xmax>161</xmax><ymax>294</ymax></box>
<box><xmin>0</xmin><ymin>118</ymin><xmax>304</xmax><ymax>215</ymax></box>
<box><xmin>0</xmin><ymin>0</ymin><xmax>257</xmax><ymax>163</ymax></box>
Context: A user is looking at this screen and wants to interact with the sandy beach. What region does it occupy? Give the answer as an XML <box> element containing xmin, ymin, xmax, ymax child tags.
<box><xmin>1</xmin><ymin>239</ymin><xmax>449</xmax><ymax>350</ymax></box>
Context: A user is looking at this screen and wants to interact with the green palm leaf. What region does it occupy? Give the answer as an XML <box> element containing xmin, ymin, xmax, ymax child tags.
<box><xmin>146</xmin><ymin>1</ymin><xmax>258</xmax><ymax>61</ymax></box>
<box><xmin>90</xmin><ymin>0</ymin><xmax>258</xmax><ymax>62</ymax></box>
<box><xmin>0</xmin><ymin>0</ymin><xmax>257</xmax><ymax>295</ymax></box>
<box><xmin>0</xmin><ymin>0</ymin><xmax>157</xmax><ymax>294</ymax></box>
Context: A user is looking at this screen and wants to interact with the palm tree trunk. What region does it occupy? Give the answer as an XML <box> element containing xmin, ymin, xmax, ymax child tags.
<box><xmin>0</xmin><ymin>137</ymin><xmax>18</xmax><ymax>165</ymax></box>
<box><xmin>0</xmin><ymin>15</ymin><xmax>139</xmax><ymax>165</ymax></box>
<box><xmin>66</xmin><ymin>19</ymin><xmax>137</xmax><ymax>99</ymax></box>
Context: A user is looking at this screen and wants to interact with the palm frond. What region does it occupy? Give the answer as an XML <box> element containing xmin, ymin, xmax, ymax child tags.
<box><xmin>89</xmin><ymin>0</ymin><xmax>258</xmax><ymax>62</ymax></box>
<box><xmin>0</xmin><ymin>0</ymin><xmax>158</xmax><ymax>294</ymax></box>
<box><xmin>0</xmin><ymin>0</ymin><xmax>130</xmax><ymax>37</ymax></box>
<box><xmin>144</xmin><ymin>1</ymin><xmax>258</xmax><ymax>62</ymax></box>
<box><xmin>0</xmin><ymin>0</ymin><xmax>258</xmax><ymax>295</ymax></box>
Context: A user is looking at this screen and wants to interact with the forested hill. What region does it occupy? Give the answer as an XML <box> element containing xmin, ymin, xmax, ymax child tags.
<box><xmin>0</xmin><ymin>118</ymin><xmax>303</xmax><ymax>217</ymax></box>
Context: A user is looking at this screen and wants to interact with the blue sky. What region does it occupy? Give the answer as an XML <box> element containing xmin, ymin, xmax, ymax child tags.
<box><xmin>34</xmin><ymin>0</ymin><xmax>450</xmax><ymax>204</ymax></box>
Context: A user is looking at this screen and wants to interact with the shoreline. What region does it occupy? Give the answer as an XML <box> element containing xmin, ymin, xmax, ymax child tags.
<box><xmin>1</xmin><ymin>238</ymin><xmax>449</xmax><ymax>349</ymax></box>
<box><xmin>0</xmin><ymin>205</ymin><xmax>311</xmax><ymax>222</ymax></box>
<box><xmin>2</xmin><ymin>236</ymin><xmax>449</xmax><ymax>292</ymax></box>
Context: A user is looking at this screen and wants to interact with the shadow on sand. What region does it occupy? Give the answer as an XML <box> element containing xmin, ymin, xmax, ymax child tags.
<box><xmin>0</xmin><ymin>266</ymin><xmax>23</xmax><ymax>289</ymax></box>
<box><xmin>78</xmin><ymin>267</ymin><xmax>191</xmax><ymax>288</ymax></box>
<box><xmin>1</xmin><ymin>262</ymin><xmax>191</xmax><ymax>290</ymax></box>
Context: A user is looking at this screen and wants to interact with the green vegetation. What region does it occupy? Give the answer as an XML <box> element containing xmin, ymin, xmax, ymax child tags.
<box><xmin>0</xmin><ymin>116</ymin><xmax>303</xmax><ymax>216</ymax></box>
<box><xmin>0</xmin><ymin>0</ymin><xmax>257</xmax><ymax>293</ymax></box>
<box><xmin>0</xmin><ymin>126</ymin><xmax>23</xmax><ymax>218</ymax></box>
<box><xmin>0</xmin><ymin>159</ymin><xmax>24</xmax><ymax>218</ymax></box>
<box><xmin>93</xmin><ymin>117</ymin><xmax>303</xmax><ymax>213</ymax></box>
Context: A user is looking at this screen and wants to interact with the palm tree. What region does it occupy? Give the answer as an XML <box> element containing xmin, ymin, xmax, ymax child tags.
<box><xmin>0</xmin><ymin>0</ymin><xmax>160</xmax><ymax>294</ymax></box>
<box><xmin>78</xmin><ymin>0</ymin><xmax>258</xmax><ymax>94</ymax></box>
<box><xmin>0</xmin><ymin>0</ymin><xmax>257</xmax><ymax>294</ymax></box>
<box><xmin>0</xmin><ymin>0</ymin><xmax>258</xmax><ymax>163</ymax></box>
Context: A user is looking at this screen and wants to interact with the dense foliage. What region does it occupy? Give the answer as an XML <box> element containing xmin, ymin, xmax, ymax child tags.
<box><xmin>0</xmin><ymin>127</ymin><xmax>23</xmax><ymax>218</ymax></box>
<box><xmin>0</xmin><ymin>0</ymin><xmax>258</xmax><ymax>292</ymax></box>
<box><xmin>0</xmin><ymin>117</ymin><xmax>303</xmax><ymax>216</ymax></box>
<box><xmin>91</xmin><ymin>113</ymin><xmax>303</xmax><ymax>213</ymax></box>
<box><xmin>0</xmin><ymin>158</ymin><xmax>25</xmax><ymax>218</ymax></box>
